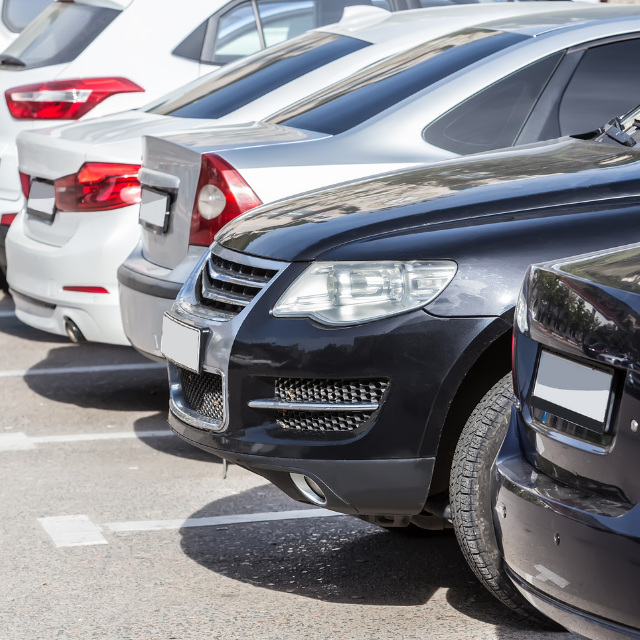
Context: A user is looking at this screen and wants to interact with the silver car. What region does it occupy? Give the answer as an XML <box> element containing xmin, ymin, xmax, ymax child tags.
<box><xmin>120</xmin><ymin>3</ymin><xmax>640</xmax><ymax>360</ymax></box>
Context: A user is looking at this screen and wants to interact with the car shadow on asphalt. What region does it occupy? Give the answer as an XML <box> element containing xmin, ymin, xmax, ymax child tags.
<box><xmin>134</xmin><ymin>412</ymin><xmax>221</xmax><ymax>463</ymax></box>
<box><xmin>0</xmin><ymin>315</ymin><xmax>70</xmax><ymax>343</ymax></box>
<box><xmin>23</xmin><ymin>344</ymin><xmax>170</xmax><ymax>410</ymax></box>
<box><xmin>179</xmin><ymin>486</ymin><xmax>565</xmax><ymax>634</ymax></box>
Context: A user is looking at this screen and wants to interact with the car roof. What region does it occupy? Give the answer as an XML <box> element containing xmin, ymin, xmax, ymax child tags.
<box><xmin>479</xmin><ymin>4</ymin><xmax>640</xmax><ymax>38</ymax></box>
<box><xmin>322</xmin><ymin>2</ymin><xmax>580</xmax><ymax>43</ymax></box>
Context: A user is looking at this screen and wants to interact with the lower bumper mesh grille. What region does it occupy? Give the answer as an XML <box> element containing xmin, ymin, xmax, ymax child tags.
<box><xmin>277</xmin><ymin>410</ymin><xmax>371</xmax><ymax>432</ymax></box>
<box><xmin>178</xmin><ymin>367</ymin><xmax>224</xmax><ymax>422</ymax></box>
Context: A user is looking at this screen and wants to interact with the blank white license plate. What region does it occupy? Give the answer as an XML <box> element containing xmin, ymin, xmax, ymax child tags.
<box><xmin>161</xmin><ymin>314</ymin><xmax>203</xmax><ymax>373</ymax></box>
<box><xmin>532</xmin><ymin>351</ymin><xmax>613</xmax><ymax>433</ymax></box>
<box><xmin>139</xmin><ymin>187</ymin><xmax>169</xmax><ymax>233</ymax></box>
<box><xmin>27</xmin><ymin>180</ymin><xmax>56</xmax><ymax>221</ymax></box>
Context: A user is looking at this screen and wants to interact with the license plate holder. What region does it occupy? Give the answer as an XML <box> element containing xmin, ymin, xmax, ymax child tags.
<box><xmin>27</xmin><ymin>180</ymin><xmax>56</xmax><ymax>222</ymax></box>
<box><xmin>161</xmin><ymin>313</ymin><xmax>205</xmax><ymax>373</ymax></box>
<box><xmin>139</xmin><ymin>187</ymin><xmax>170</xmax><ymax>234</ymax></box>
<box><xmin>531</xmin><ymin>350</ymin><xmax>613</xmax><ymax>434</ymax></box>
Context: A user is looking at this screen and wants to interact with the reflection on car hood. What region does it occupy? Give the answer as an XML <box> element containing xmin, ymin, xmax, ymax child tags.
<box><xmin>217</xmin><ymin>138</ymin><xmax>640</xmax><ymax>261</ymax></box>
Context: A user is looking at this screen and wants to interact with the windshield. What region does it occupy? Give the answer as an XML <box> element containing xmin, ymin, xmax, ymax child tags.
<box><xmin>268</xmin><ymin>29</ymin><xmax>530</xmax><ymax>135</ymax></box>
<box><xmin>1</xmin><ymin>3</ymin><xmax>120</xmax><ymax>70</ymax></box>
<box><xmin>147</xmin><ymin>32</ymin><xmax>370</xmax><ymax>119</ymax></box>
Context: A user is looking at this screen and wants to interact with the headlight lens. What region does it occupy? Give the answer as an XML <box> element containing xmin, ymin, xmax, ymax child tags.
<box><xmin>515</xmin><ymin>277</ymin><xmax>529</xmax><ymax>335</ymax></box>
<box><xmin>273</xmin><ymin>260</ymin><xmax>457</xmax><ymax>326</ymax></box>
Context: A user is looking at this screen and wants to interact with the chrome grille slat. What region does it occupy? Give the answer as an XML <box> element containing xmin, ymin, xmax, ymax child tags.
<box><xmin>197</xmin><ymin>247</ymin><xmax>280</xmax><ymax>319</ymax></box>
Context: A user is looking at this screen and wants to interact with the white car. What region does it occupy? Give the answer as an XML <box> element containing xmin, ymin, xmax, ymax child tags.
<box><xmin>7</xmin><ymin>3</ymin><xmax>574</xmax><ymax>347</ymax></box>
<box><xmin>0</xmin><ymin>0</ymin><xmax>392</xmax><ymax>224</ymax></box>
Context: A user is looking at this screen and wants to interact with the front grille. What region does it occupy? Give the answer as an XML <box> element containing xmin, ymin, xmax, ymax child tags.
<box><xmin>276</xmin><ymin>378</ymin><xmax>388</xmax><ymax>405</ymax></box>
<box><xmin>178</xmin><ymin>367</ymin><xmax>224</xmax><ymax>422</ymax></box>
<box><xmin>199</xmin><ymin>251</ymin><xmax>278</xmax><ymax>318</ymax></box>
<box><xmin>273</xmin><ymin>378</ymin><xmax>388</xmax><ymax>432</ymax></box>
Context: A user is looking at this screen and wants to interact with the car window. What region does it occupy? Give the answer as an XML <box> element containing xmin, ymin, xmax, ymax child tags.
<box><xmin>2</xmin><ymin>0</ymin><xmax>52</xmax><ymax>33</ymax></box>
<box><xmin>0</xmin><ymin>3</ymin><xmax>119</xmax><ymax>70</ymax></box>
<box><xmin>423</xmin><ymin>53</ymin><xmax>562</xmax><ymax>155</ymax></box>
<box><xmin>213</xmin><ymin>1</ymin><xmax>263</xmax><ymax>63</ymax></box>
<box><xmin>269</xmin><ymin>29</ymin><xmax>529</xmax><ymax>135</ymax></box>
<box><xmin>151</xmin><ymin>32</ymin><xmax>369</xmax><ymax>118</ymax></box>
<box><xmin>257</xmin><ymin>1</ymin><xmax>315</xmax><ymax>48</ymax></box>
<box><xmin>559</xmin><ymin>39</ymin><xmax>640</xmax><ymax>136</ymax></box>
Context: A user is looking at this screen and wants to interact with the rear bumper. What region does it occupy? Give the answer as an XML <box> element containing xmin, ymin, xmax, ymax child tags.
<box><xmin>495</xmin><ymin>413</ymin><xmax>640</xmax><ymax>637</ymax></box>
<box><xmin>117</xmin><ymin>243</ymin><xmax>206</xmax><ymax>360</ymax></box>
<box><xmin>5</xmin><ymin>209</ymin><xmax>138</xmax><ymax>345</ymax></box>
<box><xmin>169</xmin><ymin>408</ymin><xmax>435</xmax><ymax>516</ymax></box>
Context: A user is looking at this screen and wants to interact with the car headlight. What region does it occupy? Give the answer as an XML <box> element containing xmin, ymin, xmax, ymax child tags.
<box><xmin>273</xmin><ymin>260</ymin><xmax>457</xmax><ymax>326</ymax></box>
<box><xmin>514</xmin><ymin>269</ymin><xmax>531</xmax><ymax>335</ymax></box>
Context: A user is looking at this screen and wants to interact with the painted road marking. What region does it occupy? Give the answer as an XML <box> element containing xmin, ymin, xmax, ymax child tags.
<box><xmin>0</xmin><ymin>430</ymin><xmax>174</xmax><ymax>451</ymax></box>
<box><xmin>40</xmin><ymin>510</ymin><xmax>344</xmax><ymax>547</ymax></box>
<box><xmin>0</xmin><ymin>362</ymin><xmax>164</xmax><ymax>378</ymax></box>
<box><xmin>39</xmin><ymin>515</ymin><xmax>108</xmax><ymax>548</ymax></box>
<box><xmin>0</xmin><ymin>310</ymin><xmax>16</xmax><ymax>318</ymax></box>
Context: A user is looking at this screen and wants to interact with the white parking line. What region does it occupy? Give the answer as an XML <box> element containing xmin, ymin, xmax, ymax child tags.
<box><xmin>39</xmin><ymin>515</ymin><xmax>109</xmax><ymax>548</ymax></box>
<box><xmin>0</xmin><ymin>430</ymin><xmax>174</xmax><ymax>451</ymax></box>
<box><xmin>0</xmin><ymin>362</ymin><xmax>165</xmax><ymax>378</ymax></box>
<box><xmin>0</xmin><ymin>310</ymin><xmax>16</xmax><ymax>318</ymax></box>
<box><xmin>40</xmin><ymin>510</ymin><xmax>343</xmax><ymax>547</ymax></box>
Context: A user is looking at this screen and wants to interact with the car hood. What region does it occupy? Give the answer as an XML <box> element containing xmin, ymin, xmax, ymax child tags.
<box><xmin>217</xmin><ymin>138</ymin><xmax>640</xmax><ymax>262</ymax></box>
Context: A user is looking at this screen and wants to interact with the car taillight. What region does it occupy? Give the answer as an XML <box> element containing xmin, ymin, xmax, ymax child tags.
<box><xmin>0</xmin><ymin>213</ymin><xmax>17</xmax><ymax>226</ymax></box>
<box><xmin>6</xmin><ymin>78</ymin><xmax>144</xmax><ymax>120</ymax></box>
<box><xmin>189</xmin><ymin>153</ymin><xmax>262</xmax><ymax>247</ymax></box>
<box><xmin>55</xmin><ymin>163</ymin><xmax>141</xmax><ymax>212</ymax></box>
<box><xmin>63</xmin><ymin>286</ymin><xmax>109</xmax><ymax>294</ymax></box>
<box><xmin>19</xmin><ymin>172</ymin><xmax>30</xmax><ymax>198</ymax></box>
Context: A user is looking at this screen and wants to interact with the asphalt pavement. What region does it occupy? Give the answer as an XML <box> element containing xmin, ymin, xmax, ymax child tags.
<box><xmin>0</xmin><ymin>291</ymin><xmax>573</xmax><ymax>639</ymax></box>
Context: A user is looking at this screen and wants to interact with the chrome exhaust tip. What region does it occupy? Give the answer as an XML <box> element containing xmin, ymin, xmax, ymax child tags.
<box><xmin>64</xmin><ymin>317</ymin><xmax>86</xmax><ymax>343</ymax></box>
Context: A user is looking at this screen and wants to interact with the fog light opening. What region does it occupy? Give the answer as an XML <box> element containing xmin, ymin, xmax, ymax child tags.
<box><xmin>290</xmin><ymin>473</ymin><xmax>327</xmax><ymax>506</ymax></box>
<box><xmin>64</xmin><ymin>317</ymin><xmax>86</xmax><ymax>343</ymax></box>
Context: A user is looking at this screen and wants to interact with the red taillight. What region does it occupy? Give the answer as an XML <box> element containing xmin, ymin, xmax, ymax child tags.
<box><xmin>189</xmin><ymin>153</ymin><xmax>262</xmax><ymax>247</ymax></box>
<box><xmin>55</xmin><ymin>163</ymin><xmax>141</xmax><ymax>212</ymax></box>
<box><xmin>19</xmin><ymin>172</ymin><xmax>30</xmax><ymax>198</ymax></box>
<box><xmin>0</xmin><ymin>213</ymin><xmax>17</xmax><ymax>226</ymax></box>
<box><xmin>5</xmin><ymin>78</ymin><xmax>144</xmax><ymax>121</ymax></box>
<box><xmin>63</xmin><ymin>286</ymin><xmax>109</xmax><ymax>294</ymax></box>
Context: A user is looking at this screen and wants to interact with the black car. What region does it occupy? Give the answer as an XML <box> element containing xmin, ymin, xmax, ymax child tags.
<box><xmin>493</xmin><ymin>243</ymin><xmax>640</xmax><ymax>638</ymax></box>
<box><xmin>162</xmin><ymin>110</ymin><xmax>640</xmax><ymax>620</ymax></box>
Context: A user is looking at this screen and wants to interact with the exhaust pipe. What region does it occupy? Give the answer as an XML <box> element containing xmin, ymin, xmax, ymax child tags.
<box><xmin>64</xmin><ymin>317</ymin><xmax>86</xmax><ymax>343</ymax></box>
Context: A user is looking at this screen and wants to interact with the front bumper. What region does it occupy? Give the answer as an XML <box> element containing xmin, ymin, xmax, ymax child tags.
<box><xmin>495</xmin><ymin>413</ymin><xmax>640</xmax><ymax>638</ymax></box>
<box><xmin>164</xmin><ymin>246</ymin><xmax>504</xmax><ymax>515</ymax></box>
<box><xmin>117</xmin><ymin>242</ymin><xmax>206</xmax><ymax>360</ymax></box>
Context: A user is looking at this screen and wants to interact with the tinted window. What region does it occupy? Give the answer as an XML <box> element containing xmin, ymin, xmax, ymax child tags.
<box><xmin>1</xmin><ymin>3</ymin><xmax>119</xmax><ymax>70</ymax></box>
<box><xmin>2</xmin><ymin>0</ymin><xmax>52</xmax><ymax>33</ymax></box>
<box><xmin>271</xmin><ymin>29</ymin><xmax>529</xmax><ymax>135</ymax></box>
<box><xmin>153</xmin><ymin>33</ymin><xmax>369</xmax><ymax>119</ymax></box>
<box><xmin>424</xmin><ymin>53</ymin><xmax>562</xmax><ymax>155</ymax></box>
<box><xmin>173</xmin><ymin>19</ymin><xmax>208</xmax><ymax>62</ymax></box>
<box><xmin>560</xmin><ymin>39</ymin><xmax>640</xmax><ymax>136</ymax></box>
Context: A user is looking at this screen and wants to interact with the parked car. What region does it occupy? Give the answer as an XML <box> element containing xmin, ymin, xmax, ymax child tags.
<box><xmin>160</xmin><ymin>104</ymin><xmax>640</xmax><ymax>622</ymax></box>
<box><xmin>122</xmin><ymin>3</ymin><xmax>640</xmax><ymax>361</ymax></box>
<box><xmin>0</xmin><ymin>0</ymin><xmax>397</xmax><ymax>293</ymax></box>
<box><xmin>489</xmin><ymin>242</ymin><xmax>640</xmax><ymax>637</ymax></box>
<box><xmin>6</xmin><ymin>3</ymin><xmax>578</xmax><ymax>345</ymax></box>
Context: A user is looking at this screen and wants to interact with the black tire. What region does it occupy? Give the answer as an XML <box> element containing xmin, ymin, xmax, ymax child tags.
<box><xmin>449</xmin><ymin>373</ymin><xmax>553</xmax><ymax>625</ymax></box>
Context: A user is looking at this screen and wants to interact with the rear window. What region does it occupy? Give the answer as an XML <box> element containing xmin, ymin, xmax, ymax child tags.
<box><xmin>148</xmin><ymin>32</ymin><xmax>370</xmax><ymax>119</ymax></box>
<box><xmin>2</xmin><ymin>0</ymin><xmax>52</xmax><ymax>33</ymax></box>
<box><xmin>0</xmin><ymin>3</ymin><xmax>119</xmax><ymax>70</ymax></box>
<box><xmin>269</xmin><ymin>29</ymin><xmax>529</xmax><ymax>135</ymax></box>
